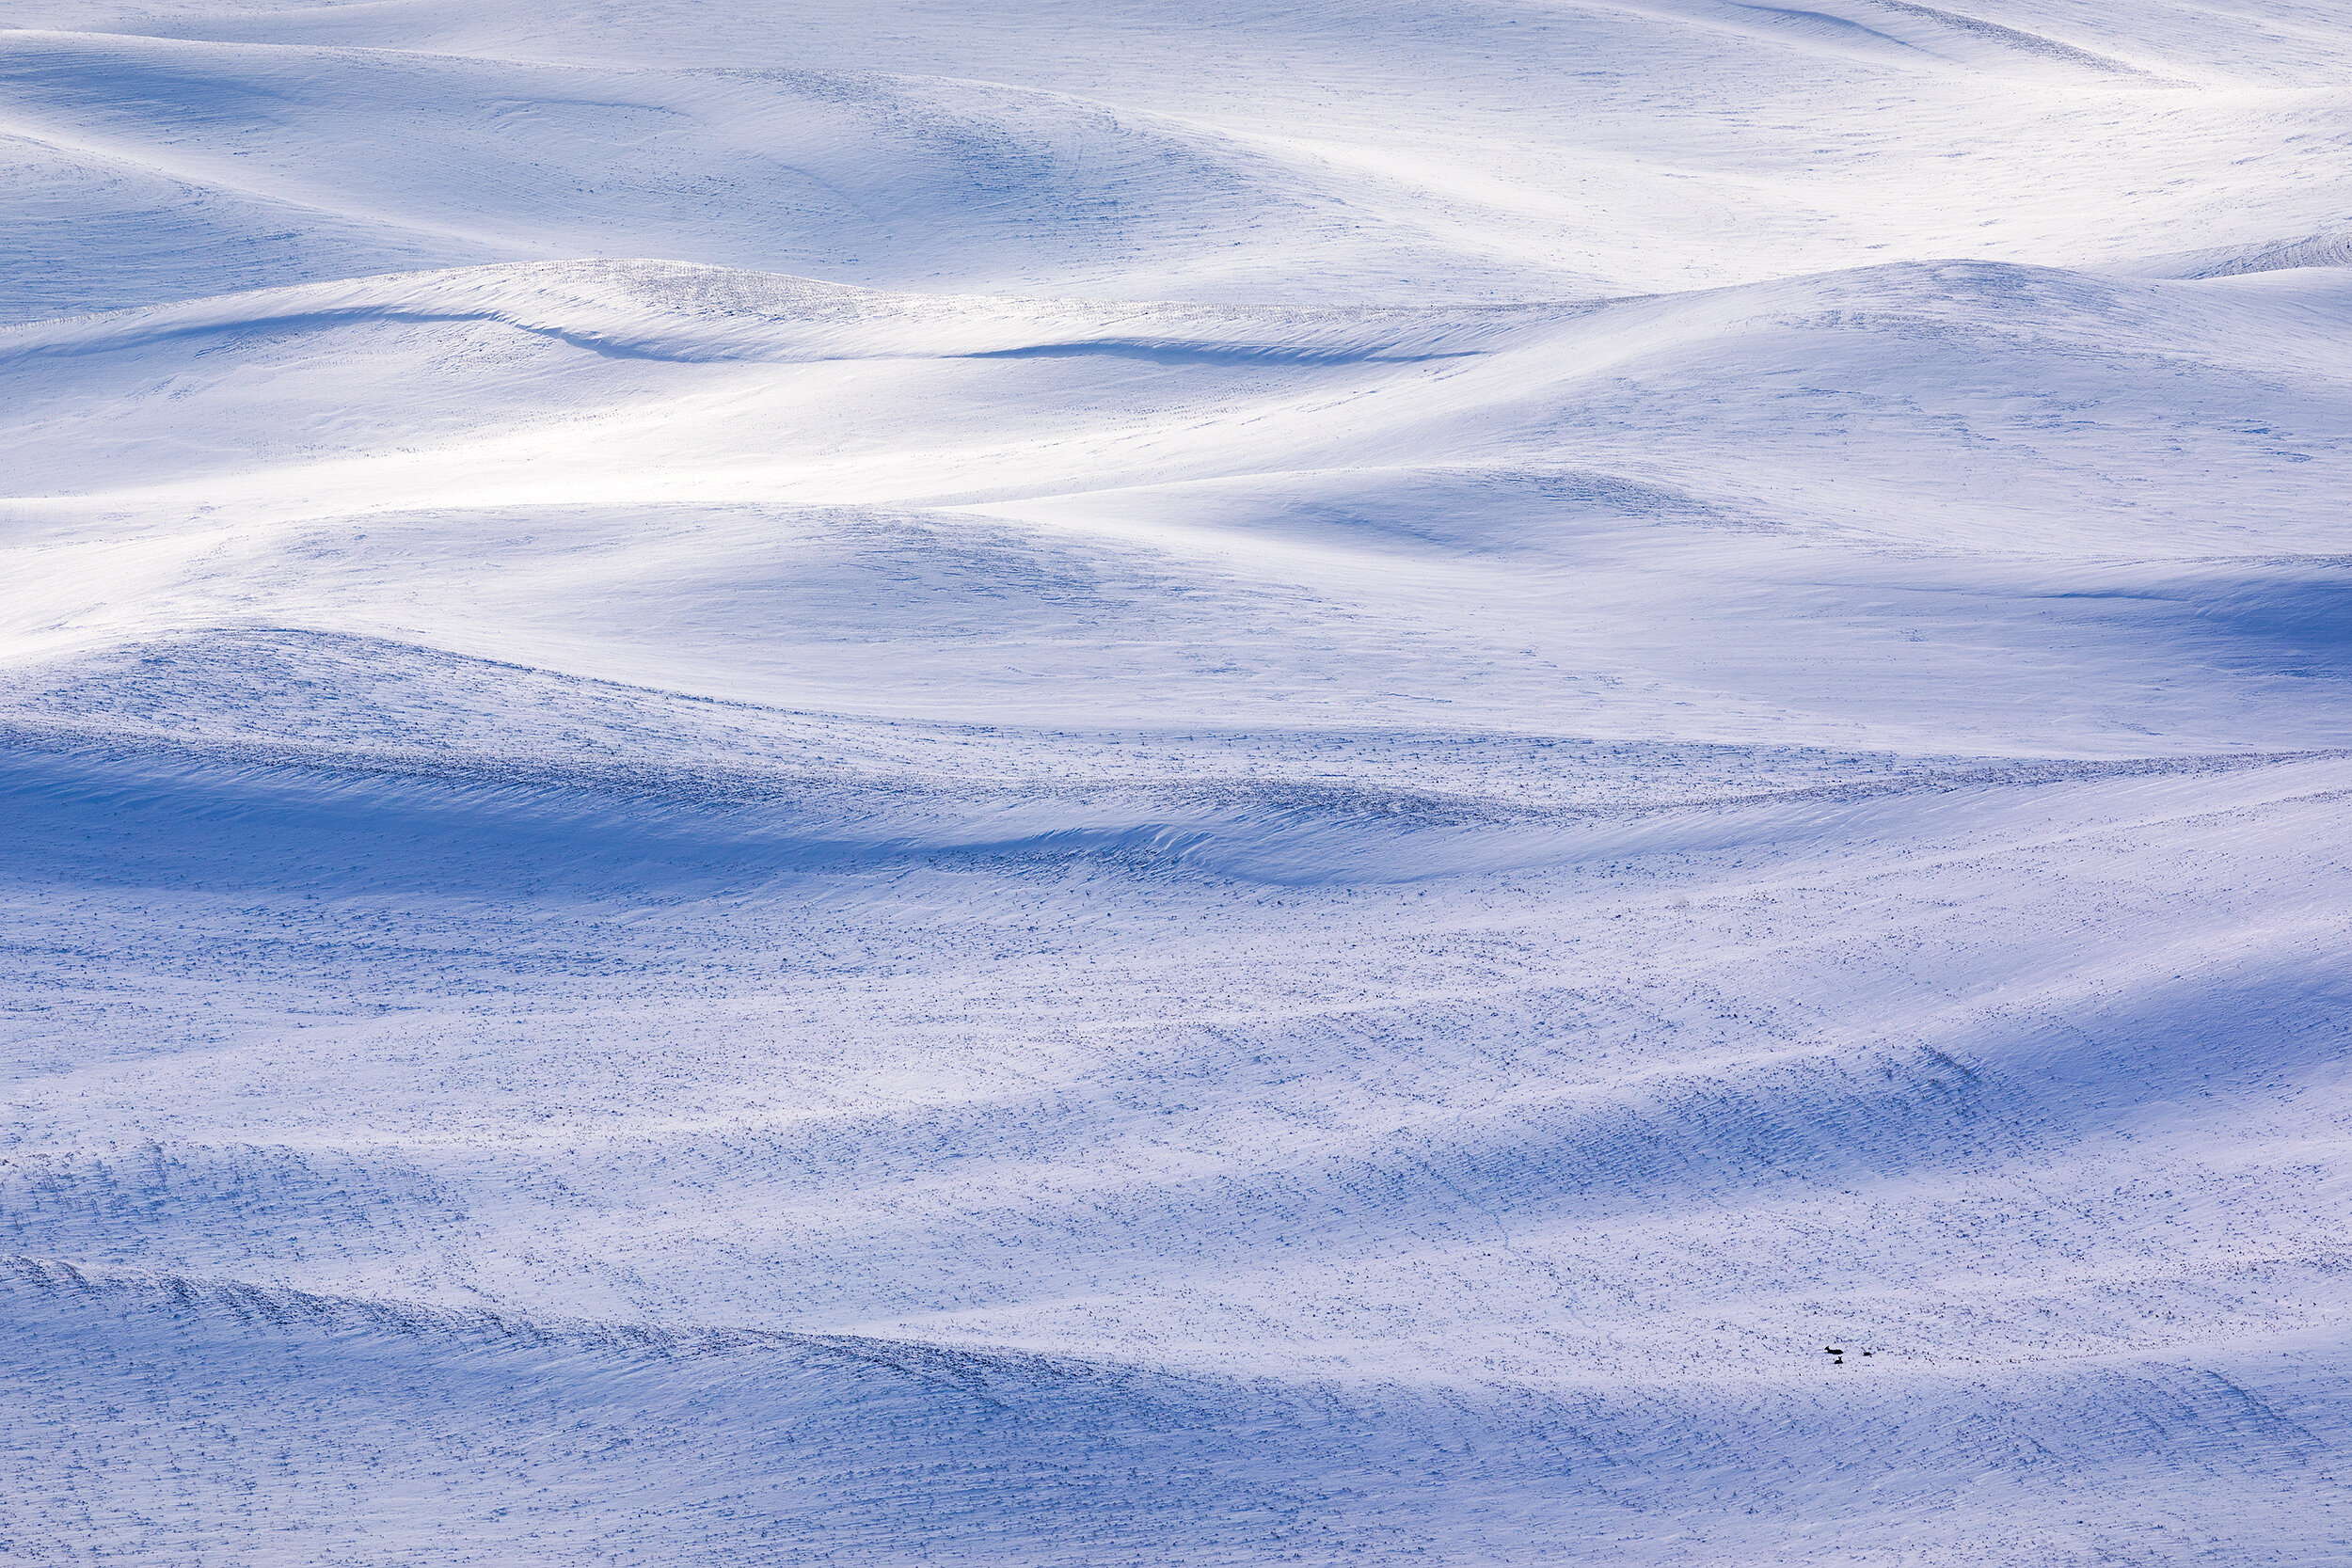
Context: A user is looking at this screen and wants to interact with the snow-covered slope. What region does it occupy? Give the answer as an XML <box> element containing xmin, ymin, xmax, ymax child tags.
<box><xmin>4</xmin><ymin>3</ymin><xmax>2349</xmax><ymax>1563</ymax></box>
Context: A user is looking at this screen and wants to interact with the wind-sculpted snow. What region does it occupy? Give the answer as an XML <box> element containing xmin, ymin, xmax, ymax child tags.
<box><xmin>0</xmin><ymin>260</ymin><xmax>1555</xmax><ymax>365</ymax></box>
<box><xmin>5</xmin><ymin>1259</ymin><xmax>2345</xmax><ymax>1565</ymax></box>
<box><xmin>5</xmin><ymin>2</ymin><xmax>2351</xmax><ymax>1563</ymax></box>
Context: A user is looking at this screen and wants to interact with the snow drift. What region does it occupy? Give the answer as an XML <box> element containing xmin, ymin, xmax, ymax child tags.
<box><xmin>4</xmin><ymin>1</ymin><xmax>2350</xmax><ymax>1562</ymax></box>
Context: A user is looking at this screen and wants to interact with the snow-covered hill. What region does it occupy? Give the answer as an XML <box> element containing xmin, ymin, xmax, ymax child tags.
<box><xmin>3</xmin><ymin>2</ymin><xmax>2348</xmax><ymax>1562</ymax></box>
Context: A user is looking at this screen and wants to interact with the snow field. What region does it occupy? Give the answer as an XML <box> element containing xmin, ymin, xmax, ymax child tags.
<box><xmin>4</xmin><ymin>1</ymin><xmax>2350</xmax><ymax>1561</ymax></box>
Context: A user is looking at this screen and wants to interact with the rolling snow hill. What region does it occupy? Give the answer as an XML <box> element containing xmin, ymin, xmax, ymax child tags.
<box><xmin>3</xmin><ymin>2</ymin><xmax>2349</xmax><ymax>1563</ymax></box>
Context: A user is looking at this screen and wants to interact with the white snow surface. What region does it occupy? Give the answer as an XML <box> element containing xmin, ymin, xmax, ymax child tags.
<box><xmin>4</xmin><ymin>1</ymin><xmax>2351</xmax><ymax>1562</ymax></box>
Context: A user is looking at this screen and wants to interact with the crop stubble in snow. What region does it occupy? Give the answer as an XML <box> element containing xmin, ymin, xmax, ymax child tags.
<box><xmin>2</xmin><ymin>1</ymin><xmax>2350</xmax><ymax>1562</ymax></box>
